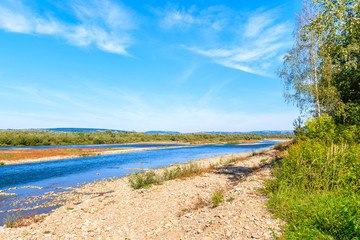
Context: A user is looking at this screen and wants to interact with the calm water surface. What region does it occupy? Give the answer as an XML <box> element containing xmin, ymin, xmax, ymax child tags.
<box><xmin>0</xmin><ymin>141</ymin><xmax>282</xmax><ymax>224</ymax></box>
<box><xmin>0</xmin><ymin>143</ymin><xmax>185</xmax><ymax>151</ymax></box>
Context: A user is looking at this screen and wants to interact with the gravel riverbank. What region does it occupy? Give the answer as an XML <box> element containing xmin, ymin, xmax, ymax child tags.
<box><xmin>0</xmin><ymin>149</ymin><xmax>283</xmax><ymax>239</ymax></box>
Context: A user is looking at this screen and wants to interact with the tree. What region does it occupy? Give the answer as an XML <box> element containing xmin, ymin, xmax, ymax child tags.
<box><xmin>309</xmin><ymin>0</ymin><xmax>360</xmax><ymax>124</ymax></box>
<box><xmin>279</xmin><ymin>0</ymin><xmax>324</xmax><ymax>117</ymax></box>
<box><xmin>281</xmin><ymin>0</ymin><xmax>360</xmax><ymax>125</ymax></box>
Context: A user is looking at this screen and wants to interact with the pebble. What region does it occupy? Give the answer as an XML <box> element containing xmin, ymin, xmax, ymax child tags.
<box><xmin>251</xmin><ymin>233</ymin><xmax>261</xmax><ymax>239</ymax></box>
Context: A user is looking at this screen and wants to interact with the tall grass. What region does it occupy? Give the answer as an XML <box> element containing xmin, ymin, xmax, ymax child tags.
<box><xmin>265</xmin><ymin>139</ymin><xmax>360</xmax><ymax>238</ymax></box>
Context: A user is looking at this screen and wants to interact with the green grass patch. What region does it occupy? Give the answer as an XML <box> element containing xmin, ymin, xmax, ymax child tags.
<box><xmin>265</xmin><ymin>139</ymin><xmax>360</xmax><ymax>239</ymax></box>
<box><xmin>212</xmin><ymin>189</ymin><xmax>224</xmax><ymax>207</ymax></box>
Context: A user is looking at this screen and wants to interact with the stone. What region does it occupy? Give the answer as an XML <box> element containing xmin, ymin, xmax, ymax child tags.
<box><xmin>251</xmin><ymin>233</ymin><xmax>261</xmax><ymax>239</ymax></box>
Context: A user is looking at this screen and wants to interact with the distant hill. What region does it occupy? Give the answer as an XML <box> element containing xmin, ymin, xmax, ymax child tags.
<box><xmin>145</xmin><ymin>131</ymin><xmax>181</xmax><ymax>134</ymax></box>
<box><xmin>201</xmin><ymin>130</ymin><xmax>294</xmax><ymax>135</ymax></box>
<box><xmin>37</xmin><ymin>128</ymin><xmax>126</xmax><ymax>133</ymax></box>
<box><xmin>2</xmin><ymin>128</ymin><xmax>293</xmax><ymax>135</ymax></box>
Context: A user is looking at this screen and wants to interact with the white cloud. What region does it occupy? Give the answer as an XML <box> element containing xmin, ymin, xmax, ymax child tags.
<box><xmin>180</xmin><ymin>8</ymin><xmax>292</xmax><ymax>77</ymax></box>
<box><xmin>0</xmin><ymin>6</ymin><xmax>32</xmax><ymax>33</ymax></box>
<box><xmin>244</xmin><ymin>9</ymin><xmax>277</xmax><ymax>37</ymax></box>
<box><xmin>0</xmin><ymin>0</ymin><xmax>135</xmax><ymax>55</ymax></box>
<box><xmin>157</xmin><ymin>5</ymin><xmax>230</xmax><ymax>31</ymax></box>
<box><xmin>162</xmin><ymin>8</ymin><xmax>195</xmax><ymax>29</ymax></box>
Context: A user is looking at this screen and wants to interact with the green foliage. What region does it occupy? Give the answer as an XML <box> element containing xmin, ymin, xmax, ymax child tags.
<box><xmin>276</xmin><ymin>1</ymin><xmax>360</xmax><ymax>237</ymax></box>
<box><xmin>265</xmin><ymin>139</ymin><xmax>360</xmax><ymax>238</ymax></box>
<box><xmin>298</xmin><ymin>115</ymin><xmax>360</xmax><ymax>143</ymax></box>
<box><xmin>0</xmin><ymin>130</ymin><xmax>293</xmax><ymax>147</ymax></box>
<box><xmin>128</xmin><ymin>170</ymin><xmax>160</xmax><ymax>189</ymax></box>
<box><xmin>212</xmin><ymin>189</ymin><xmax>224</xmax><ymax>207</ymax></box>
<box><xmin>308</xmin><ymin>0</ymin><xmax>360</xmax><ymax>123</ymax></box>
<box><xmin>282</xmin><ymin>0</ymin><xmax>360</xmax><ymax>124</ymax></box>
<box><xmin>303</xmin><ymin>114</ymin><xmax>336</xmax><ymax>141</ymax></box>
<box><xmin>0</xmin><ymin>162</ymin><xmax>4</xmax><ymax>166</ymax></box>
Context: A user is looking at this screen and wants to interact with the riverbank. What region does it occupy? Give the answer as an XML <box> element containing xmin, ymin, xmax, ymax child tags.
<box><xmin>0</xmin><ymin>146</ymin><xmax>186</xmax><ymax>166</ymax></box>
<box><xmin>0</xmin><ymin>140</ymin><xmax>290</xmax><ymax>166</ymax></box>
<box><xmin>0</xmin><ymin>148</ymin><xmax>283</xmax><ymax>239</ymax></box>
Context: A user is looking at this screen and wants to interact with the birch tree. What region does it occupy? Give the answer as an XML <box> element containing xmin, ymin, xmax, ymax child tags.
<box><xmin>310</xmin><ymin>0</ymin><xmax>360</xmax><ymax>124</ymax></box>
<box><xmin>279</xmin><ymin>0</ymin><xmax>323</xmax><ymax>117</ymax></box>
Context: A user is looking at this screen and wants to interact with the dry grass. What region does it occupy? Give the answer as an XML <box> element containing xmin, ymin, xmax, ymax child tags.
<box><xmin>179</xmin><ymin>196</ymin><xmax>209</xmax><ymax>216</ymax></box>
<box><xmin>0</xmin><ymin>148</ymin><xmax>113</xmax><ymax>161</ymax></box>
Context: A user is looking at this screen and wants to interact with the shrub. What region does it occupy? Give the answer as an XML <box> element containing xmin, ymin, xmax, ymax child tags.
<box><xmin>302</xmin><ymin>114</ymin><xmax>336</xmax><ymax>141</ymax></box>
<box><xmin>128</xmin><ymin>170</ymin><xmax>159</xmax><ymax>189</ymax></box>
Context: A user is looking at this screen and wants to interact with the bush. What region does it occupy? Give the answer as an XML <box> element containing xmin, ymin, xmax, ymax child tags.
<box><xmin>302</xmin><ymin>114</ymin><xmax>336</xmax><ymax>141</ymax></box>
<box><xmin>128</xmin><ymin>170</ymin><xmax>160</xmax><ymax>189</ymax></box>
<box><xmin>299</xmin><ymin>115</ymin><xmax>360</xmax><ymax>143</ymax></box>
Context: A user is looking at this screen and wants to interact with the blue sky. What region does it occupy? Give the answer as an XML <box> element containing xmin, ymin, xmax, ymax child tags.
<box><xmin>0</xmin><ymin>0</ymin><xmax>301</xmax><ymax>132</ymax></box>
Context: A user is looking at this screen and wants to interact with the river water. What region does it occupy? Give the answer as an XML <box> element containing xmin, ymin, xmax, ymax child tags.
<box><xmin>0</xmin><ymin>141</ymin><xmax>281</xmax><ymax>224</ymax></box>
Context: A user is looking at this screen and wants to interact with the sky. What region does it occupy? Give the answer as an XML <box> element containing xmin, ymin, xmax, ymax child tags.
<box><xmin>0</xmin><ymin>0</ymin><xmax>302</xmax><ymax>132</ymax></box>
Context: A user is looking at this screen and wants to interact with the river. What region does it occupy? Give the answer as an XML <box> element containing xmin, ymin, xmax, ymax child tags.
<box><xmin>0</xmin><ymin>140</ymin><xmax>281</xmax><ymax>224</ymax></box>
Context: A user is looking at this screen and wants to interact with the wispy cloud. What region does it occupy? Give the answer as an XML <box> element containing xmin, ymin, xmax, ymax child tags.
<box><xmin>155</xmin><ymin>4</ymin><xmax>231</xmax><ymax>31</ymax></box>
<box><xmin>244</xmin><ymin>8</ymin><xmax>277</xmax><ymax>37</ymax></box>
<box><xmin>0</xmin><ymin>0</ymin><xmax>135</xmax><ymax>55</ymax></box>
<box><xmin>158</xmin><ymin>6</ymin><xmax>292</xmax><ymax>77</ymax></box>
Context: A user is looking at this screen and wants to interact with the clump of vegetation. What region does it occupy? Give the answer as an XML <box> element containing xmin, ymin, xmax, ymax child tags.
<box><xmin>2</xmin><ymin>213</ymin><xmax>46</xmax><ymax>228</ymax></box>
<box><xmin>3</xmin><ymin>214</ymin><xmax>21</xmax><ymax>227</ymax></box>
<box><xmin>128</xmin><ymin>170</ymin><xmax>160</xmax><ymax>189</ymax></box>
<box><xmin>212</xmin><ymin>189</ymin><xmax>224</xmax><ymax>207</ymax></box>
<box><xmin>0</xmin><ymin>162</ymin><xmax>4</xmax><ymax>166</ymax></box>
<box><xmin>128</xmin><ymin>162</ymin><xmax>215</xmax><ymax>189</ymax></box>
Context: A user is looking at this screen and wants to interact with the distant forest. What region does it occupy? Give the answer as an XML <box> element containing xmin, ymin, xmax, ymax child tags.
<box><xmin>0</xmin><ymin>130</ymin><xmax>293</xmax><ymax>147</ymax></box>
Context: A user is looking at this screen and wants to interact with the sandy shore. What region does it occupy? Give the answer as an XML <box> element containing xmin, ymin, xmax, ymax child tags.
<box><xmin>0</xmin><ymin>148</ymin><xmax>283</xmax><ymax>239</ymax></box>
<box><xmin>0</xmin><ymin>146</ymin><xmax>187</xmax><ymax>166</ymax></box>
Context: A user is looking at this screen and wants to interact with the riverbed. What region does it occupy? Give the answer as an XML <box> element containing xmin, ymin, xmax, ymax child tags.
<box><xmin>0</xmin><ymin>141</ymin><xmax>281</xmax><ymax>224</ymax></box>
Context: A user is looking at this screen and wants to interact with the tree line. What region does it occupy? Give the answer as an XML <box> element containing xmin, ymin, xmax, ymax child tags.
<box><xmin>0</xmin><ymin>130</ymin><xmax>292</xmax><ymax>147</ymax></box>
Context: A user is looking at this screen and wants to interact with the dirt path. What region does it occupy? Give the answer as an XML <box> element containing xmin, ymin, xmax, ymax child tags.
<box><xmin>0</xmin><ymin>150</ymin><xmax>282</xmax><ymax>239</ymax></box>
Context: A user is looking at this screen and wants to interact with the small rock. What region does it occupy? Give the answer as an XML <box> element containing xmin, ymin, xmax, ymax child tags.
<box><xmin>184</xmin><ymin>213</ymin><xmax>192</xmax><ymax>218</ymax></box>
<box><xmin>251</xmin><ymin>233</ymin><xmax>261</xmax><ymax>239</ymax></box>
